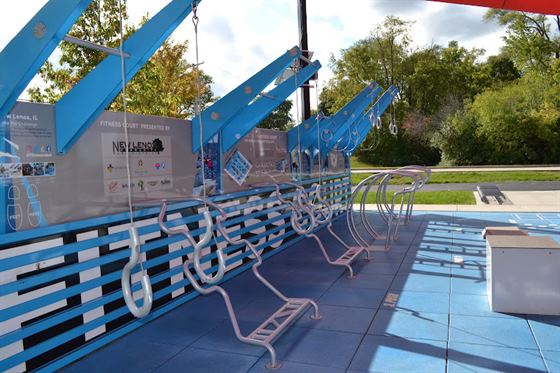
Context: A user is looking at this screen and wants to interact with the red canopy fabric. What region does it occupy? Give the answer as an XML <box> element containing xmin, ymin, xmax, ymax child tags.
<box><xmin>430</xmin><ymin>0</ymin><xmax>560</xmax><ymax>15</ymax></box>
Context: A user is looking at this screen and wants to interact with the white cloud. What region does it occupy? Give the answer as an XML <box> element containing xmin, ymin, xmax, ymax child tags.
<box><xmin>1</xmin><ymin>0</ymin><xmax>506</xmax><ymax>111</ymax></box>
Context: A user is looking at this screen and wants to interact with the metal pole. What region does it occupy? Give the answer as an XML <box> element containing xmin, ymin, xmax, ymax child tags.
<box><xmin>297</xmin><ymin>0</ymin><xmax>311</xmax><ymax>121</ymax></box>
<box><xmin>64</xmin><ymin>35</ymin><xmax>130</xmax><ymax>58</ymax></box>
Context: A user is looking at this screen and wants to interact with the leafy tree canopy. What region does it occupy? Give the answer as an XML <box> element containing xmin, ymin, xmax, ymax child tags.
<box><xmin>28</xmin><ymin>0</ymin><xmax>214</xmax><ymax>119</ymax></box>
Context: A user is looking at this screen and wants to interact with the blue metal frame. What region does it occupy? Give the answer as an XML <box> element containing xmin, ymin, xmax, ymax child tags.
<box><xmin>347</xmin><ymin>86</ymin><xmax>399</xmax><ymax>154</ymax></box>
<box><xmin>221</xmin><ymin>61</ymin><xmax>321</xmax><ymax>153</ymax></box>
<box><xmin>0</xmin><ymin>172</ymin><xmax>351</xmax><ymax>372</ymax></box>
<box><xmin>320</xmin><ymin>83</ymin><xmax>382</xmax><ymax>155</ymax></box>
<box><xmin>0</xmin><ymin>0</ymin><xmax>93</xmax><ymax>124</ymax></box>
<box><xmin>192</xmin><ymin>47</ymin><xmax>302</xmax><ymax>153</ymax></box>
<box><xmin>287</xmin><ymin>114</ymin><xmax>317</xmax><ymax>152</ymax></box>
<box><xmin>288</xmin><ymin>82</ymin><xmax>381</xmax><ymax>157</ymax></box>
<box><xmin>54</xmin><ymin>0</ymin><xmax>198</xmax><ymax>154</ymax></box>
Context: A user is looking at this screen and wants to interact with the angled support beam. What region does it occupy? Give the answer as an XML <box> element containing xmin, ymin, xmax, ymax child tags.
<box><xmin>295</xmin><ymin>114</ymin><xmax>329</xmax><ymax>153</ymax></box>
<box><xmin>0</xmin><ymin>0</ymin><xmax>93</xmax><ymax>123</ymax></box>
<box><xmin>192</xmin><ymin>46</ymin><xmax>301</xmax><ymax>153</ymax></box>
<box><xmin>296</xmin><ymin>82</ymin><xmax>381</xmax><ymax>156</ymax></box>
<box><xmin>319</xmin><ymin>82</ymin><xmax>382</xmax><ymax>155</ymax></box>
<box><xmin>348</xmin><ymin>86</ymin><xmax>399</xmax><ymax>154</ymax></box>
<box><xmin>55</xmin><ymin>0</ymin><xmax>198</xmax><ymax>154</ymax></box>
<box><xmin>287</xmin><ymin>113</ymin><xmax>325</xmax><ymax>152</ymax></box>
<box><xmin>221</xmin><ymin>61</ymin><xmax>322</xmax><ymax>153</ymax></box>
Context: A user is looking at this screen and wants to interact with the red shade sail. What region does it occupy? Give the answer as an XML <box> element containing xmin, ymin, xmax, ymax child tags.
<box><xmin>430</xmin><ymin>0</ymin><xmax>560</xmax><ymax>15</ymax></box>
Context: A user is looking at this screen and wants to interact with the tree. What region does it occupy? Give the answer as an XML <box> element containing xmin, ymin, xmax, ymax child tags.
<box><xmin>485</xmin><ymin>10</ymin><xmax>560</xmax><ymax>73</ymax></box>
<box><xmin>484</xmin><ymin>55</ymin><xmax>521</xmax><ymax>83</ymax></box>
<box><xmin>257</xmin><ymin>100</ymin><xmax>294</xmax><ymax>131</ymax></box>
<box><xmin>28</xmin><ymin>0</ymin><xmax>214</xmax><ymax>119</ymax></box>
<box><xmin>434</xmin><ymin>72</ymin><xmax>560</xmax><ymax>165</ymax></box>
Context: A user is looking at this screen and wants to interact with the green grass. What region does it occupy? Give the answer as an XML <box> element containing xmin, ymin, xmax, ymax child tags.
<box><xmin>354</xmin><ymin>190</ymin><xmax>476</xmax><ymax>205</ymax></box>
<box><xmin>351</xmin><ymin>171</ymin><xmax>560</xmax><ymax>186</ymax></box>
<box><xmin>350</xmin><ymin>157</ymin><xmax>385</xmax><ymax>169</ymax></box>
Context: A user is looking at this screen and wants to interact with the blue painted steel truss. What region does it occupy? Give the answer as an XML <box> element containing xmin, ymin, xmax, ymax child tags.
<box><xmin>347</xmin><ymin>85</ymin><xmax>399</xmax><ymax>154</ymax></box>
<box><xmin>0</xmin><ymin>0</ymin><xmax>93</xmax><ymax>124</ymax></box>
<box><xmin>192</xmin><ymin>47</ymin><xmax>302</xmax><ymax>153</ymax></box>
<box><xmin>221</xmin><ymin>61</ymin><xmax>322</xmax><ymax>153</ymax></box>
<box><xmin>54</xmin><ymin>0</ymin><xmax>199</xmax><ymax>154</ymax></box>
<box><xmin>288</xmin><ymin>82</ymin><xmax>381</xmax><ymax>157</ymax></box>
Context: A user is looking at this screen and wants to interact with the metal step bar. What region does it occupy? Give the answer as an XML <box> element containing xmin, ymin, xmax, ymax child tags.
<box><xmin>158</xmin><ymin>198</ymin><xmax>321</xmax><ymax>370</ymax></box>
<box><xmin>248</xmin><ymin>298</ymin><xmax>313</xmax><ymax>344</ymax></box>
<box><xmin>259</xmin><ymin>180</ymin><xmax>369</xmax><ymax>278</ymax></box>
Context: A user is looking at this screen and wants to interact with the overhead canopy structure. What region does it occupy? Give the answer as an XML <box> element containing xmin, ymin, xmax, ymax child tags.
<box><xmin>430</xmin><ymin>0</ymin><xmax>560</xmax><ymax>15</ymax></box>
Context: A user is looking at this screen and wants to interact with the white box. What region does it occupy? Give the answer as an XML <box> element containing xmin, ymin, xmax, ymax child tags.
<box><xmin>487</xmin><ymin>235</ymin><xmax>560</xmax><ymax>315</ymax></box>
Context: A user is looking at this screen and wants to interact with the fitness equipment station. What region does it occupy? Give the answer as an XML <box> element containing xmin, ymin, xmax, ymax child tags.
<box><xmin>0</xmin><ymin>1</ymin><xmax>431</xmax><ymax>371</ymax></box>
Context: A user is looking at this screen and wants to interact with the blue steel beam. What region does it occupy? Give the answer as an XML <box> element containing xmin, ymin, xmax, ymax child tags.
<box><xmin>192</xmin><ymin>47</ymin><xmax>302</xmax><ymax>153</ymax></box>
<box><xmin>0</xmin><ymin>0</ymin><xmax>93</xmax><ymax>123</ymax></box>
<box><xmin>335</xmin><ymin>87</ymin><xmax>394</xmax><ymax>154</ymax></box>
<box><xmin>308</xmin><ymin>82</ymin><xmax>380</xmax><ymax>151</ymax></box>
<box><xmin>287</xmin><ymin>113</ymin><xmax>323</xmax><ymax>152</ymax></box>
<box><xmin>221</xmin><ymin>61</ymin><xmax>322</xmax><ymax>153</ymax></box>
<box><xmin>348</xmin><ymin>86</ymin><xmax>399</xmax><ymax>154</ymax></box>
<box><xmin>292</xmin><ymin>114</ymin><xmax>330</xmax><ymax>153</ymax></box>
<box><xmin>294</xmin><ymin>82</ymin><xmax>381</xmax><ymax>154</ymax></box>
<box><xmin>55</xmin><ymin>0</ymin><xmax>198</xmax><ymax>154</ymax></box>
<box><xmin>319</xmin><ymin>83</ymin><xmax>382</xmax><ymax>155</ymax></box>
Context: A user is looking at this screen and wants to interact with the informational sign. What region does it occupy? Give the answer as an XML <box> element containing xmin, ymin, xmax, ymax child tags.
<box><xmin>101</xmin><ymin>133</ymin><xmax>174</xmax><ymax>196</ymax></box>
<box><xmin>224</xmin><ymin>151</ymin><xmax>252</xmax><ymax>186</ymax></box>
<box><xmin>222</xmin><ymin>128</ymin><xmax>291</xmax><ymax>193</ymax></box>
<box><xmin>193</xmin><ymin>142</ymin><xmax>219</xmax><ymax>197</ymax></box>
<box><xmin>1</xmin><ymin>102</ymin><xmax>199</xmax><ymax>232</ymax></box>
<box><xmin>326</xmin><ymin>150</ymin><xmax>346</xmax><ymax>175</ymax></box>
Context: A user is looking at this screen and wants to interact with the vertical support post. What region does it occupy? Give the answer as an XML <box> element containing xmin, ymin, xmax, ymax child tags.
<box><xmin>297</xmin><ymin>0</ymin><xmax>311</xmax><ymax>121</ymax></box>
<box><xmin>0</xmin><ymin>117</ymin><xmax>10</xmax><ymax>234</ymax></box>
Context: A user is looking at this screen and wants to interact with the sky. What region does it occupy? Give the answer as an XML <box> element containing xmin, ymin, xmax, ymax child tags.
<box><xmin>0</xmin><ymin>0</ymin><xmax>506</xmax><ymax>117</ymax></box>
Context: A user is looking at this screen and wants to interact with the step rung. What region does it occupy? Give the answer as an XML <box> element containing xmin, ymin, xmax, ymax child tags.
<box><xmin>334</xmin><ymin>246</ymin><xmax>364</xmax><ymax>265</ymax></box>
<box><xmin>254</xmin><ymin>328</ymin><xmax>275</xmax><ymax>337</ymax></box>
<box><xmin>274</xmin><ymin>309</ymin><xmax>298</xmax><ymax>319</ymax></box>
<box><xmin>252</xmin><ymin>334</ymin><xmax>269</xmax><ymax>341</ymax></box>
<box><xmin>248</xmin><ymin>298</ymin><xmax>311</xmax><ymax>344</ymax></box>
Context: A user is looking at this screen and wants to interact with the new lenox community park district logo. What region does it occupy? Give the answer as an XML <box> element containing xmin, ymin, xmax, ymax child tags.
<box><xmin>112</xmin><ymin>138</ymin><xmax>165</xmax><ymax>154</ymax></box>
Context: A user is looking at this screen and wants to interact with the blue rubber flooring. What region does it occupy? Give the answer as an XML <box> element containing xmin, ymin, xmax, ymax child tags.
<box><xmin>65</xmin><ymin>212</ymin><xmax>560</xmax><ymax>373</ymax></box>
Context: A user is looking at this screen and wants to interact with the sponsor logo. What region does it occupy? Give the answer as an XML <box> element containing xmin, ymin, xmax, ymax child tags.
<box><xmin>148</xmin><ymin>181</ymin><xmax>158</xmax><ymax>187</ymax></box>
<box><xmin>160</xmin><ymin>178</ymin><xmax>171</xmax><ymax>185</ymax></box>
<box><xmin>112</xmin><ymin>138</ymin><xmax>165</xmax><ymax>154</ymax></box>
<box><xmin>108</xmin><ymin>181</ymin><xmax>119</xmax><ymax>193</ymax></box>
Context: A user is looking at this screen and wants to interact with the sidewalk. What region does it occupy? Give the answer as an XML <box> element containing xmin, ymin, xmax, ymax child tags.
<box><xmin>362</xmin><ymin>204</ymin><xmax>560</xmax><ymax>212</ymax></box>
<box><xmin>352</xmin><ymin>166</ymin><xmax>560</xmax><ymax>173</ymax></box>
<box><xmin>362</xmin><ymin>191</ymin><xmax>560</xmax><ymax>212</ymax></box>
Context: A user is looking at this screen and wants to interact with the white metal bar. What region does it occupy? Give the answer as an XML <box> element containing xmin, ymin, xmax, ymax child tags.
<box><xmin>64</xmin><ymin>35</ymin><xmax>130</xmax><ymax>58</ymax></box>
